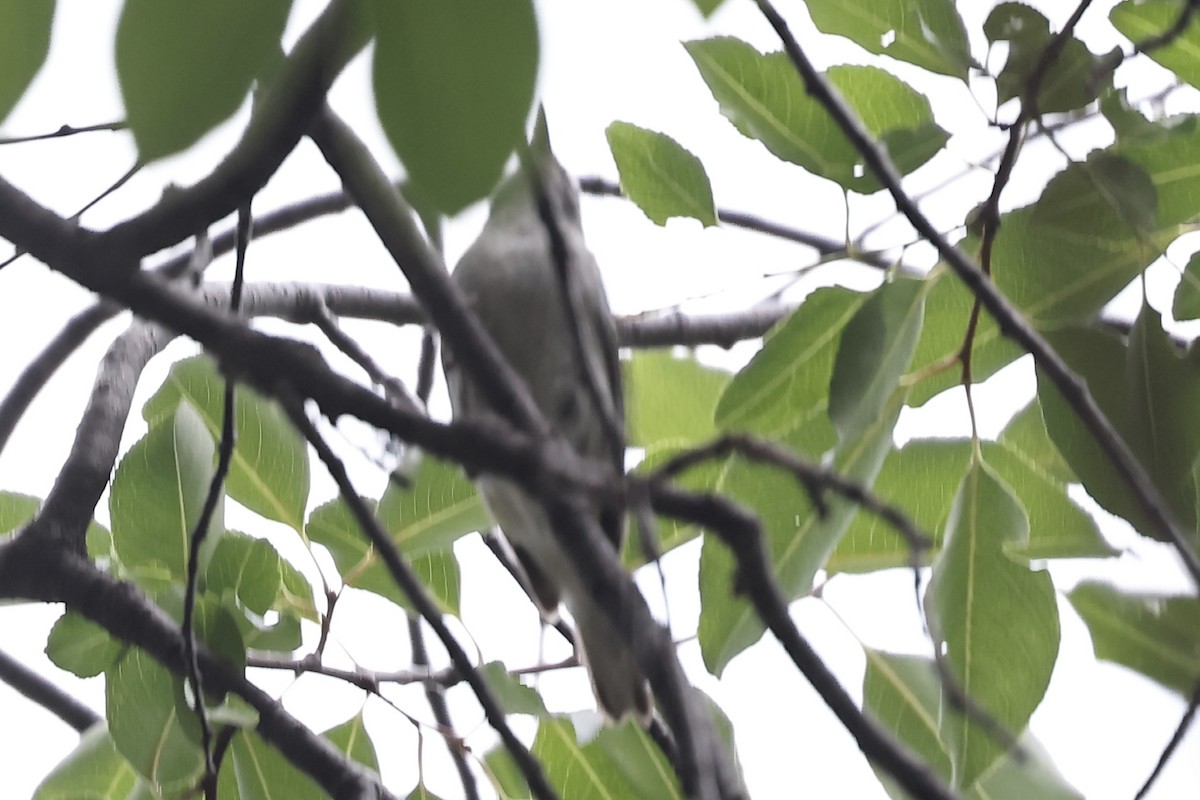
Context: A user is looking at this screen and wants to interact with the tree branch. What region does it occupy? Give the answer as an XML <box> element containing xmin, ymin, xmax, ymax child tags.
<box><xmin>0</xmin><ymin>648</ymin><xmax>101</xmax><ymax>733</ymax></box>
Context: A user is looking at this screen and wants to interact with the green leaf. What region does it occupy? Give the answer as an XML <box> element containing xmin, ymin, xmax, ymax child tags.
<box><xmin>479</xmin><ymin>660</ymin><xmax>549</xmax><ymax>717</ymax></box>
<box><xmin>625</xmin><ymin>351</ymin><xmax>729</xmax><ymax>447</ymax></box>
<box><xmin>606</xmin><ymin>122</ymin><xmax>716</xmax><ymax>226</ymax></box>
<box><xmin>806</xmin><ymin>0</ymin><xmax>974</xmax><ymax>80</ymax></box>
<box><xmin>106</xmin><ymin>649</ymin><xmax>204</xmax><ymax>793</ymax></box>
<box><xmin>863</xmin><ymin>650</ymin><xmax>952</xmax><ymax>788</ymax></box>
<box><xmin>32</xmin><ymin>724</ymin><xmax>141</xmax><ymax>800</ymax></box>
<box><xmin>1112</xmin><ymin>0</ymin><xmax>1200</xmax><ymax>90</ymax></box>
<box><xmin>1118</xmin><ymin>115</ymin><xmax>1200</xmax><ymax>229</ymax></box>
<box><xmin>1172</xmin><ymin>251</ymin><xmax>1200</xmax><ymax>321</ymax></box>
<box><xmin>830</xmin><ymin>431</ymin><xmax>1113</xmax><ymax>573</ymax></box>
<box><xmin>828</xmin><ymin>277</ymin><xmax>926</xmax><ymax>443</ymax></box>
<box><xmin>228</xmin><ymin>730</ymin><xmax>324</xmax><ymax>800</ymax></box>
<box><xmin>997</xmin><ymin>400</ymin><xmax>1075</xmax><ymax>485</ymax></box>
<box><xmin>699</xmin><ymin>390</ymin><xmax>903</xmax><ymax>675</ymax></box>
<box><xmin>46</xmin><ymin>611</ymin><xmax>123</xmax><ymax>678</ymax></box>
<box><xmin>0</xmin><ymin>0</ymin><xmax>54</xmax><ymax>122</ymax></box>
<box><xmin>1033</xmin><ymin>154</ymin><xmax>1158</xmax><ymax>238</ymax></box>
<box><xmin>406</xmin><ymin>784</ymin><xmax>449</xmax><ymax>800</ymax></box>
<box><xmin>689</xmin><ymin>0</ymin><xmax>726</xmax><ymax>17</ymax></box>
<box><xmin>864</xmin><ymin>652</ymin><xmax>1084</xmax><ymax>800</ymax></box>
<box><xmin>377</xmin><ymin>455</ymin><xmax>490</xmax><ymax>558</ymax></box>
<box><xmin>205</xmin><ymin>531</ymin><xmax>283</xmax><ymax>615</ymax></box>
<box><xmin>110</xmin><ymin>400</ymin><xmax>222</xmax><ymax>581</ymax></box>
<box><xmin>1040</xmin><ymin>309</ymin><xmax>1200</xmax><ymax>540</ymax></box>
<box><xmin>0</xmin><ymin>490</ymin><xmax>39</xmax><ymax>534</ymax></box>
<box><xmin>372</xmin><ymin>0</ymin><xmax>538</xmax><ymax>214</ymax></box>
<box><xmin>1124</xmin><ymin>305</ymin><xmax>1200</xmax><ymax>526</ymax></box>
<box><xmin>323</xmin><ymin>713</ymin><xmax>380</xmax><ymax>774</ymax></box>
<box><xmin>143</xmin><ymin>355</ymin><xmax>310</xmax><ymax>533</ymax></box>
<box><xmin>307</xmin><ymin>495</ymin><xmax>462</xmax><ymax>615</ymax></box>
<box><xmin>993</xmin><ymin>205</ymin><xmax>1174</xmax><ymax>329</ymax></box>
<box><xmin>984</xmin><ymin>3</ymin><xmax>1101</xmax><ymax>113</ymax></box>
<box><xmin>685</xmin><ymin>38</ymin><xmax>947</xmax><ymax>193</ymax></box>
<box><xmin>530</xmin><ymin>717</ymin><xmax>681</xmax><ymax>799</ymax></box>
<box><xmin>926</xmin><ymin>461</ymin><xmax>1059</xmax><ymax>788</ymax></box>
<box><xmin>1069</xmin><ymin>581</ymin><xmax>1200</xmax><ymax>696</ymax></box>
<box><xmin>905</xmin><ymin>270</ymin><xmax>1023</xmax><ymax>407</ymax></box>
<box><xmin>715</xmin><ymin>286</ymin><xmax>863</xmax><ymax>436</ymax></box>
<box><xmin>115</xmin><ymin>0</ymin><xmax>292</xmax><ymax>161</ymax></box>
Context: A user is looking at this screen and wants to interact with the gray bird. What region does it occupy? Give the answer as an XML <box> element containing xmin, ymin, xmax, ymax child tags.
<box><xmin>443</xmin><ymin>116</ymin><xmax>651</xmax><ymax>722</ymax></box>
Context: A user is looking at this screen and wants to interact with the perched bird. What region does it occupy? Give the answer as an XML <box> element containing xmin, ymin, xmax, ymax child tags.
<box><xmin>443</xmin><ymin>115</ymin><xmax>651</xmax><ymax>722</ymax></box>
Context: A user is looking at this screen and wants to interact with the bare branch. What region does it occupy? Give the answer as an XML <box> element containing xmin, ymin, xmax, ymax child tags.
<box><xmin>0</xmin><ymin>649</ymin><xmax>101</xmax><ymax>733</ymax></box>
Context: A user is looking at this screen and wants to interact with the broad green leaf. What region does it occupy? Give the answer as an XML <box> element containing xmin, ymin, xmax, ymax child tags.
<box><xmin>533</xmin><ymin>717</ymin><xmax>677</xmax><ymax>799</ymax></box>
<box><xmin>0</xmin><ymin>490</ymin><xmax>39</xmax><ymax>534</ymax></box>
<box><xmin>206</xmin><ymin>531</ymin><xmax>283</xmax><ymax>615</ymax></box>
<box><xmin>106</xmin><ymin>649</ymin><xmax>204</xmax><ymax>793</ymax></box>
<box><xmin>406</xmin><ymin>785</ymin><xmax>449</xmax><ymax>800</ymax></box>
<box><xmin>323</xmin><ymin>713</ymin><xmax>380</xmax><ymax>774</ymax></box>
<box><xmin>372</xmin><ymin>0</ymin><xmax>538</xmax><ymax>214</ymax></box>
<box><xmin>1112</xmin><ymin>0</ymin><xmax>1200</xmax><ymax>90</ymax></box>
<box><xmin>864</xmin><ymin>652</ymin><xmax>1084</xmax><ymax>800</ymax></box>
<box><xmin>0</xmin><ymin>0</ymin><xmax>54</xmax><ymax>122</ymax></box>
<box><xmin>1069</xmin><ymin>582</ymin><xmax>1200</xmax><ymax>695</ymax></box>
<box><xmin>1124</xmin><ymin>305</ymin><xmax>1200</xmax><ymax>528</ymax></box>
<box><xmin>997</xmin><ymin>400</ymin><xmax>1075</xmax><ymax>485</ymax></box>
<box><xmin>926</xmin><ymin>461</ymin><xmax>1059</xmax><ymax>788</ymax></box>
<box><xmin>685</xmin><ymin>39</ymin><xmax>948</xmax><ymax>193</ymax></box>
<box><xmin>863</xmin><ymin>650</ymin><xmax>952</xmax><ymax>788</ymax></box>
<box><xmin>377</xmin><ymin>455</ymin><xmax>489</xmax><ymax>557</ymax></box>
<box><xmin>1040</xmin><ymin>311</ymin><xmax>1200</xmax><ymax>540</ymax></box>
<box><xmin>110</xmin><ymin>401</ymin><xmax>222</xmax><ymax>581</ymax></box>
<box><xmin>590</xmin><ymin>719</ymin><xmax>685</xmax><ymax>798</ymax></box>
<box><xmin>985</xmin><ymin>3</ymin><xmax>1102</xmax><ymax>113</ymax></box>
<box><xmin>715</xmin><ymin>286</ymin><xmax>863</xmax><ymax>435</ymax></box>
<box><xmin>607</xmin><ymin>122</ymin><xmax>716</xmax><ymax>226</ymax></box>
<box><xmin>966</xmin><ymin>737</ymin><xmax>1083</xmax><ymax>800</ymax></box>
<box><xmin>1117</xmin><ymin>115</ymin><xmax>1200</xmax><ymax>229</ymax></box>
<box><xmin>993</xmin><ymin>204</ymin><xmax>1174</xmax><ymax>328</ymax></box>
<box><xmin>307</xmin><ymin>496</ymin><xmax>461</xmax><ymax>614</ymax></box>
<box><xmin>228</xmin><ymin>730</ymin><xmax>323</xmax><ymax>800</ymax></box>
<box><xmin>143</xmin><ymin>355</ymin><xmax>309</xmax><ymax>533</ymax></box>
<box><xmin>806</xmin><ymin>0</ymin><xmax>974</xmax><ymax>80</ymax></box>
<box><xmin>115</xmin><ymin>0</ymin><xmax>292</xmax><ymax>160</ymax></box>
<box><xmin>625</xmin><ymin>351</ymin><xmax>729</xmax><ymax>447</ymax></box>
<box><xmin>904</xmin><ymin>270</ymin><xmax>1023</xmax><ymax>407</ymax></box>
<box><xmin>1172</xmin><ymin>251</ymin><xmax>1200</xmax><ymax>321</ymax></box>
<box><xmin>277</xmin><ymin>554</ymin><xmax>319</xmax><ymax>621</ymax></box>
<box><xmin>32</xmin><ymin>724</ymin><xmax>141</xmax><ymax>800</ymax></box>
<box><xmin>479</xmin><ymin>660</ymin><xmax>549</xmax><ymax>717</ymax></box>
<box><xmin>829</xmin><ymin>277</ymin><xmax>926</xmax><ymax>443</ymax></box>
<box><xmin>46</xmin><ymin>611</ymin><xmax>123</xmax><ymax>678</ymax></box>
<box><xmin>1100</xmin><ymin>87</ymin><xmax>1164</xmax><ymax>144</ymax></box>
<box><xmin>1033</xmin><ymin>155</ymin><xmax>1158</xmax><ymax>238</ymax></box>
<box><xmin>700</xmin><ymin>390</ymin><xmax>903</xmax><ymax>675</ymax></box>
<box><xmin>830</xmin><ymin>432</ymin><xmax>1112</xmax><ymax>573</ymax></box>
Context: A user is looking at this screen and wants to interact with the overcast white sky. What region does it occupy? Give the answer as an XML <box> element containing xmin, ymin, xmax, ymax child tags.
<box><xmin>1</xmin><ymin>1</ymin><xmax>1198</xmax><ymax>798</ymax></box>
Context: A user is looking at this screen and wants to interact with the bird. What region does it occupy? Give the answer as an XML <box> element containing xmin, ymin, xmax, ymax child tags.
<box><xmin>442</xmin><ymin>113</ymin><xmax>651</xmax><ymax>723</ymax></box>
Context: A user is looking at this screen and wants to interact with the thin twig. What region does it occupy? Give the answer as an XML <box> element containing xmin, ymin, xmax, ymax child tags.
<box><xmin>0</xmin><ymin>648</ymin><xmax>101</xmax><ymax>732</ymax></box>
<box><xmin>1134</xmin><ymin>675</ymin><xmax>1200</xmax><ymax>800</ymax></box>
<box><xmin>0</xmin><ymin>120</ymin><xmax>126</xmax><ymax>145</ymax></box>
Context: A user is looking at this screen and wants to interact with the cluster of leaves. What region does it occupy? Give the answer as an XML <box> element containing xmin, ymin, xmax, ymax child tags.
<box><xmin>3</xmin><ymin>0</ymin><xmax>1200</xmax><ymax>798</ymax></box>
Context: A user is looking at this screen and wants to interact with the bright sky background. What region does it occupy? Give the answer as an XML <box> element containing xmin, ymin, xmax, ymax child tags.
<box><xmin>1</xmin><ymin>1</ymin><xmax>1198</xmax><ymax>798</ymax></box>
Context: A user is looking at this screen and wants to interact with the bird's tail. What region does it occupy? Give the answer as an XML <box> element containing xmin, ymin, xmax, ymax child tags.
<box><xmin>573</xmin><ymin>597</ymin><xmax>652</xmax><ymax>724</ymax></box>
